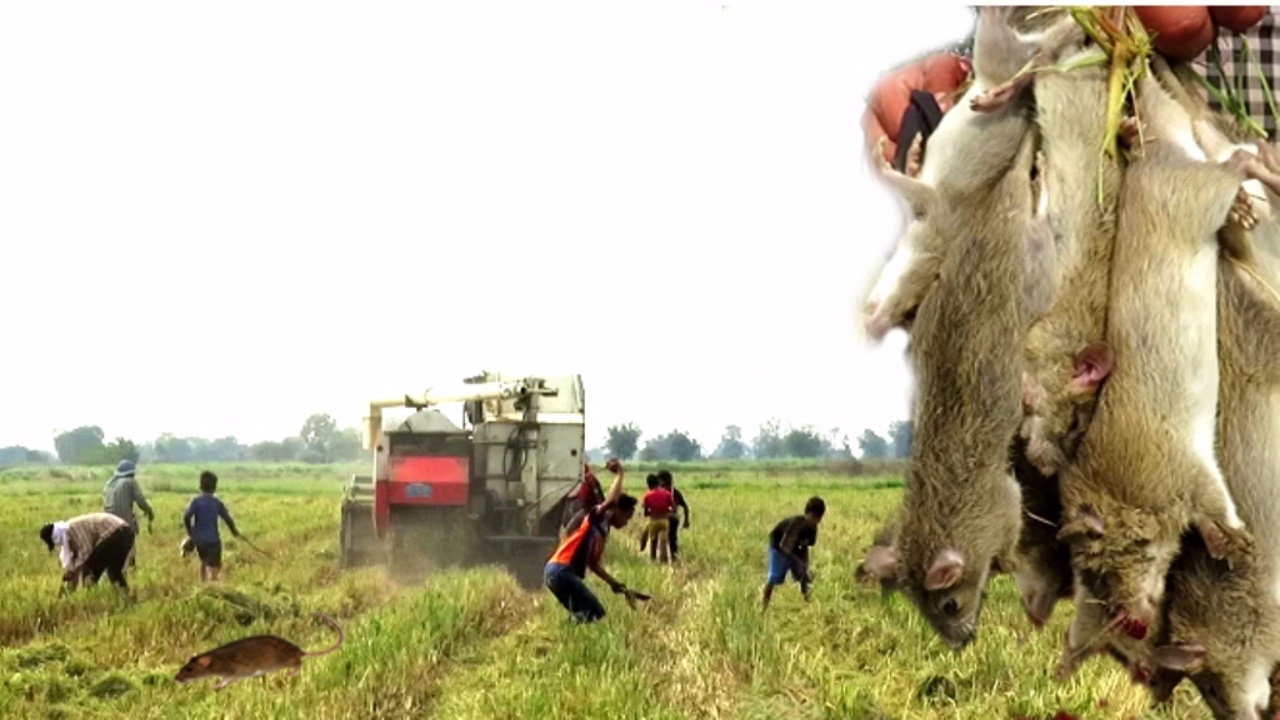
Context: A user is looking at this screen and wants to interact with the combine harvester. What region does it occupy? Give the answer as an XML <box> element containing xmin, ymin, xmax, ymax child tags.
<box><xmin>339</xmin><ymin>372</ymin><xmax>588</xmax><ymax>585</ymax></box>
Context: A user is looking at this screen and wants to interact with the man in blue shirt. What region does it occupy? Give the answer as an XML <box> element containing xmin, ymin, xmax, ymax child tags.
<box><xmin>182</xmin><ymin>470</ymin><xmax>242</xmax><ymax>582</ymax></box>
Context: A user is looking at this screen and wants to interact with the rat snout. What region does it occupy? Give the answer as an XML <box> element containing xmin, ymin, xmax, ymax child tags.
<box><xmin>1108</xmin><ymin>605</ymin><xmax>1151</xmax><ymax>641</ymax></box>
<box><xmin>864</xmin><ymin>306</ymin><xmax>890</xmax><ymax>342</ymax></box>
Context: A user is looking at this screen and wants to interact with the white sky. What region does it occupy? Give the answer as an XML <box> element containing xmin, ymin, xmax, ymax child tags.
<box><xmin>0</xmin><ymin>1</ymin><xmax>975</xmax><ymax>453</ymax></box>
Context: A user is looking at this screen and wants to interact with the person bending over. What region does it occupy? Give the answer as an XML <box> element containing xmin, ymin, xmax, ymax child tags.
<box><xmin>762</xmin><ymin>497</ymin><xmax>825</xmax><ymax>609</ymax></box>
<box><xmin>544</xmin><ymin>459</ymin><xmax>640</xmax><ymax>623</ymax></box>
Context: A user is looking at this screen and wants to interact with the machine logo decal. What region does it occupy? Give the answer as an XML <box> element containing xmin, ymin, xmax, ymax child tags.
<box><xmin>405</xmin><ymin>483</ymin><xmax>434</xmax><ymax>499</ymax></box>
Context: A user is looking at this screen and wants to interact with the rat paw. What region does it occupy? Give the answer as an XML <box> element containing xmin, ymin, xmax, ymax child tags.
<box><xmin>905</xmin><ymin>133</ymin><xmax>924</xmax><ymax>178</ymax></box>
<box><xmin>970</xmin><ymin>83</ymin><xmax>1015</xmax><ymax>112</ymax></box>
<box><xmin>1230</xmin><ymin>187</ymin><xmax>1259</xmax><ymax>230</ymax></box>
<box><xmin>1118</xmin><ymin>117</ymin><xmax>1142</xmax><ymax>150</ymax></box>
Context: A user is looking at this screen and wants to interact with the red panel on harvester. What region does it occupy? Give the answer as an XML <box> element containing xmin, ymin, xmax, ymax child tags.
<box><xmin>388</xmin><ymin>455</ymin><xmax>470</xmax><ymax>506</ymax></box>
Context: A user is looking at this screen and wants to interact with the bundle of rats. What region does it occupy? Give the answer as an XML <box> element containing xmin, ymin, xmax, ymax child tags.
<box><xmin>858</xmin><ymin>6</ymin><xmax>1280</xmax><ymax>718</ymax></box>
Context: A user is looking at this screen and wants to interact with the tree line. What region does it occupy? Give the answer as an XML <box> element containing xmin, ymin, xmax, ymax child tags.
<box><xmin>599</xmin><ymin>419</ymin><xmax>912</xmax><ymax>462</ymax></box>
<box><xmin>1</xmin><ymin>415</ymin><xmax>915</xmax><ymax>467</ymax></box>
<box><xmin>0</xmin><ymin>414</ymin><xmax>364</xmax><ymax>467</ymax></box>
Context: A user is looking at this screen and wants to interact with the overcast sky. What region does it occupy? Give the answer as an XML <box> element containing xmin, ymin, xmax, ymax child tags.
<box><xmin>0</xmin><ymin>1</ymin><xmax>975</xmax><ymax>453</ymax></box>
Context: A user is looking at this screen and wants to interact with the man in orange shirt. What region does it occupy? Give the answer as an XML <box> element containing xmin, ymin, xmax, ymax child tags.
<box><xmin>544</xmin><ymin>458</ymin><xmax>639</xmax><ymax>623</ymax></box>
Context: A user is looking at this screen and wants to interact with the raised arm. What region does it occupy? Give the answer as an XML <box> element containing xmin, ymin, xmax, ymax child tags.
<box><xmin>601</xmin><ymin>459</ymin><xmax>625</xmax><ymax>507</ymax></box>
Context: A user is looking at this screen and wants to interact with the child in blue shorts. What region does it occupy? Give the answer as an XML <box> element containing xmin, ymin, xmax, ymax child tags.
<box><xmin>762</xmin><ymin>496</ymin><xmax>825</xmax><ymax>609</ymax></box>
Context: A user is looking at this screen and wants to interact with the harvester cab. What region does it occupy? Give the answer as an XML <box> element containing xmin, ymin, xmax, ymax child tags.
<box><xmin>339</xmin><ymin>372</ymin><xmax>588</xmax><ymax>581</ymax></box>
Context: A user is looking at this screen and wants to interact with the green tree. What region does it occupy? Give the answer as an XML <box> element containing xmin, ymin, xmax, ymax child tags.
<box><xmin>639</xmin><ymin>430</ymin><xmax>702</xmax><ymax>462</ymax></box>
<box><xmin>103</xmin><ymin>437</ymin><xmax>140</xmax><ymax>464</ymax></box>
<box><xmin>53</xmin><ymin>426</ymin><xmax>107</xmax><ymax>465</ymax></box>
<box><xmin>207</xmin><ymin>437</ymin><xmax>245</xmax><ymax>462</ymax></box>
<box><xmin>888</xmin><ymin>420</ymin><xmax>913</xmax><ymax>458</ymax></box>
<box><xmin>782</xmin><ymin>425</ymin><xmax>829</xmax><ymax>458</ymax></box>
<box><xmin>857</xmin><ymin>429</ymin><xmax>890</xmax><ymax>460</ymax></box>
<box><xmin>0</xmin><ymin>446</ymin><xmax>51</xmax><ymax>465</ymax></box>
<box><xmin>301</xmin><ymin>414</ymin><xmax>339</xmax><ymax>461</ymax></box>
<box><xmin>154</xmin><ymin>433</ymin><xmax>194</xmax><ymax>463</ymax></box>
<box><xmin>605</xmin><ymin>423</ymin><xmax>642</xmax><ymax>460</ymax></box>
<box><xmin>751</xmin><ymin>419</ymin><xmax>785</xmax><ymax>459</ymax></box>
<box><xmin>713</xmin><ymin>425</ymin><xmax>748</xmax><ymax>459</ymax></box>
<box><xmin>329</xmin><ymin>428</ymin><xmax>364</xmax><ymax>461</ymax></box>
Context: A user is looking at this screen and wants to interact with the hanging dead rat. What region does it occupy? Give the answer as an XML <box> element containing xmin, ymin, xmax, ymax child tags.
<box><xmin>863</xmin><ymin>120</ymin><xmax>1046</xmax><ymax>649</ymax></box>
<box><xmin>1055</xmin><ymin>67</ymin><xmax>1269</xmax><ymax>651</ymax></box>
<box><xmin>863</xmin><ymin>6</ymin><xmax>1077</xmax><ymax>341</ymax></box>
<box><xmin>174</xmin><ymin>611</ymin><xmax>344</xmax><ymax>690</ymax></box>
<box><xmin>1016</xmin><ymin>31</ymin><xmax>1122</xmax><ymax>478</ymax></box>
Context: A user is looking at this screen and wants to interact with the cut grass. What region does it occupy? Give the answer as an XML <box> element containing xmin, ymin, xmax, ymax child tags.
<box><xmin>0</xmin><ymin>464</ymin><xmax>1219</xmax><ymax>718</ymax></box>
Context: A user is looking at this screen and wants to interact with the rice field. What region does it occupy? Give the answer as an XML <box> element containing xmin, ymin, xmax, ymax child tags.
<box><xmin>0</xmin><ymin>463</ymin><xmax>1215</xmax><ymax>719</ymax></box>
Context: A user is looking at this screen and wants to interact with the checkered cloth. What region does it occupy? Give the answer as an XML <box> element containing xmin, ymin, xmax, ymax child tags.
<box><xmin>939</xmin><ymin>9</ymin><xmax>1280</xmax><ymax>141</ymax></box>
<box><xmin>1198</xmin><ymin>8</ymin><xmax>1280</xmax><ymax>141</ymax></box>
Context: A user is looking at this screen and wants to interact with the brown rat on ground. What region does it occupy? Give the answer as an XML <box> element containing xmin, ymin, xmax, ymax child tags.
<box><xmin>174</xmin><ymin>611</ymin><xmax>344</xmax><ymax>690</ymax></box>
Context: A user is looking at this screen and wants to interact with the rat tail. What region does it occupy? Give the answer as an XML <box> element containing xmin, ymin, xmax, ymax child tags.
<box><xmin>302</xmin><ymin>612</ymin><xmax>345</xmax><ymax>657</ymax></box>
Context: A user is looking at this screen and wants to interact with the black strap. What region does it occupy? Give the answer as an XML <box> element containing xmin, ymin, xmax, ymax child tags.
<box><xmin>892</xmin><ymin>89</ymin><xmax>944</xmax><ymax>173</ymax></box>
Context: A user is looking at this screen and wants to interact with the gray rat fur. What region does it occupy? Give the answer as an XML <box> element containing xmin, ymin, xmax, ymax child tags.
<box><xmin>865</xmin><ymin>121</ymin><xmax>1044</xmax><ymax>649</ymax></box>
<box><xmin>1057</xmin><ymin>67</ymin><xmax>1263</xmax><ymax>651</ymax></box>
<box><xmin>863</xmin><ymin>6</ymin><xmax>1077</xmax><ymax>341</ymax></box>
<box><xmin>1017</xmin><ymin>33</ymin><xmax>1122</xmax><ymax>478</ymax></box>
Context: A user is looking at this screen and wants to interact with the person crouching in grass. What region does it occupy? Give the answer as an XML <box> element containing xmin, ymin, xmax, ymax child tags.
<box><xmin>183</xmin><ymin>471</ymin><xmax>243</xmax><ymax>582</ymax></box>
<box><xmin>761</xmin><ymin>496</ymin><xmax>825</xmax><ymax>609</ymax></box>
<box><xmin>39</xmin><ymin>512</ymin><xmax>136</xmax><ymax>592</ymax></box>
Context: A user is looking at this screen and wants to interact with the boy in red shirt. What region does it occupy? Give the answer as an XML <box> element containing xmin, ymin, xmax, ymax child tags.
<box><xmin>641</xmin><ymin>474</ymin><xmax>675</xmax><ymax>564</ymax></box>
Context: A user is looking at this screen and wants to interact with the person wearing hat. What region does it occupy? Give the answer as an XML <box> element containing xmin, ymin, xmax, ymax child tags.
<box><xmin>39</xmin><ymin>512</ymin><xmax>136</xmax><ymax>591</ymax></box>
<box><xmin>102</xmin><ymin>459</ymin><xmax>154</xmax><ymax>568</ymax></box>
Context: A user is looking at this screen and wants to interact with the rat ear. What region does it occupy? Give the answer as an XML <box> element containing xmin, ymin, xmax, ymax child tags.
<box><xmin>197</xmin><ymin>656</ymin><xmax>213</xmax><ymax>669</ymax></box>
<box><xmin>924</xmin><ymin>548</ymin><xmax>965</xmax><ymax>590</ymax></box>
<box><xmin>1070</xmin><ymin>342</ymin><xmax>1114</xmax><ymax>392</ymax></box>
<box><xmin>1058</xmin><ymin>505</ymin><xmax>1105</xmax><ymax>541</ymax></box>
<box><xmin>863</xmin><ymin>545</ymin><xmax>899</xmax><ymax>580</ymax></box>
<box><xmin>879</xmin><ymin>168</ymin><xmax>938</xmax><ymax>217</ymax></box>
<box><xmin>1152</xmin><ymin>643</ymin><xmax>1207</xmax><ymax>672</ymax></box>
<box><xmin>1196</xmin><ymin>520</ymin><xmax>1230</xmax><ymax>559</ymax></box>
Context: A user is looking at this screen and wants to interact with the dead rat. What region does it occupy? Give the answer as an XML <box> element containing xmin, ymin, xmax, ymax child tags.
<box><xmin>1057</xmin><ymin>251</ymin><xmax>1280</xmax><ymax>714</ymax></box>
<box><xmin>865</xmin><ymin>123</ymin><xmax>1045</xmax><ymax>649</ymax></box>
<box><xmin>1134</xmin><ymin>220</ymin><xmax>1280</xmax><ymax>720</ymax></box>
<box><xmin>175</xmin><ymin>611</ymin><xmax>344</xmax><ymax>690</ymax></box>
<box><xmin>863</xmin><ymin>6</ymin><xmax>1077</xmax><ymax>341</ymax></box>
<box><xmin>1016</xmin><ymin>34</ymin><xmax>1122</xmax><ymax>478</ymax></box>
<box><xmin>861</xmin><ymin>435</ymin><xmax>1073</xmax><ymax>631</ymax></box>
<box><xmin>1055</xmin><ymin>67</ymin><xmax>1267</xmax><ymax>648</ymax></box>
